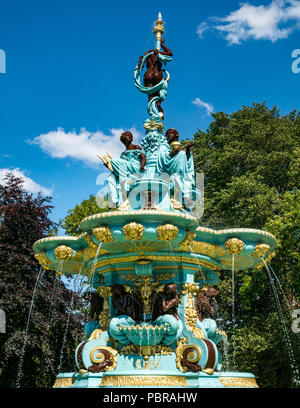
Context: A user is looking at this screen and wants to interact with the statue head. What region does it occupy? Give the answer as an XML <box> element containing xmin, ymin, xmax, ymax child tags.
<box><xmin>120</xmin><ymin>131</ymin><xmax>133</xmax><ymax>146</ymax></box>
<box><xmin>166</xmin><ymin>128</ymin><xmax>179</xmax><ymax>144</ymax></box>
<box><xmin>164</xmin><ymin>283</ymin><xmax>177</xmax><ymax>298</ymax></box>
<box><xmin>112</xmin><ymin>283</ymin><xmax>126</xmax><ymax>298</ymax></box>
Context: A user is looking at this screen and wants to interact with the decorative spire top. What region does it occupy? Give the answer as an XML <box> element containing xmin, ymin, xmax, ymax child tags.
<box><xmin>153</xmin><ymin>12</ymin><xmax>165</xmax><ymax>50</ymax></box>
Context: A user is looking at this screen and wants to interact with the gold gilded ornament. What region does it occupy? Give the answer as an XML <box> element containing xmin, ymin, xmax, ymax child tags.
<box><xmin>89</xmin><ymin>346</ymin><xmax>118</xmax><ymax>371</ymax></box>
<box><xmin>219</xmin><ymin>377</ymin><xmax>258</xmax><ymax>387</ymax></box>
<box><xmin>180</xmin><ymin>283</ymin><xmax>205</xmax><ymax>339</ymax></box>
<box><xmin>53</xmin><ymin>377</ymin><xmax>74</xmax><ymax>388</ymax></box>
<box><xmin>93</xmin><ymin>226</ymin><xmax>114</xmax><ymax>243</ymax></box>
<box><xmin>135</xmin><ymin>276</ymin><xmax>159</xmax><ymax>315</ymax></box>
<box><xmin>34</xmin><ymin>251</ymin><xmax>53</xmax><ymax>270</ymax></box>
<box><xmin>157</xmin><ymin>224</ymin><xmax>179</xmax><ymax>241</ymax></box>
<box><xmin>225</xmin><ymin>238</ymin><xmax>245</xmax><ymax>255</ymax></box>
<box><xmin>179</xmin><ymin>231</ymin><xmax>197</xmax><ymax>251</ymax></box>
<box><xmin>264</xmin><ymin>250</ymin><xmax>276</xmax><ymax>262</ymax></box>
<box><xmin>175</xmin><ymin>337</ymin><xmax>202</xmax><ymax>373</ymax></box>
<box><xmin>88</xmin><ymin>329</ymin><xmax>104</xmax><ymax>341</ymax></box>
<box><xmin>122</xmin><ymin>222</ymin><xmax>145</xmax><ymax>240</ymax></box>
<box><xmin>100</xmin><ymin>375</ymin><xmax>187</xmax><ymax>387</ymax></box>
<box><xmin>252</xmin><ymin>244</ymin><xmax>270</xmax><ymax>258</ymax></box>
<box><xmin>54</xmin><ymin>245</ymin><xmax>73</xmax><ymax>261</ymax></box>
<box><xmin>96</xmin><ymin>286</ymin><xmax>112</xmax><ymax>330</ymax></box>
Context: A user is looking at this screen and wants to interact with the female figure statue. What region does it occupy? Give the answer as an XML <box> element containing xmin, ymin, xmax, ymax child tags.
<box><xmin>156</xmin><ymin>128</ymin><xmax>196</xmax><ymax>210</ymax></box>
<box><xmin>135</xmin><ymin>39</ymin><xmax>173</xmax><ymax>121</ymax></box>
<box><xmin>152</xmin><ymin>283</ymin><xmax>183</xmax><ymax>345</ymax></box>
<box><xmin>101</xmin><ymin>131</ymin><xmax>146</xmax><ymax>209</ymax></box>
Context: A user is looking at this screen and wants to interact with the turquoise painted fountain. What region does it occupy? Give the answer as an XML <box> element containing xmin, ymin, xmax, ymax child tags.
<box><xmin>33</xmin><ymin>13</ymin><xmax>276</xmax><ymax>388</ymax></box>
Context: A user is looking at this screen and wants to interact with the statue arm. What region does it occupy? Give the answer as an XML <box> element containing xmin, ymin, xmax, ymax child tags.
<box><xmin>185</xmin><ymin>141</ymin><xmax>194</xmax><ymax>160</ymax></box>
<box><xmin>139</xmin><ymin>152</ymin><xmax>146</xmax><ymax>171</ymax></box>
<box><xmin>160</xmin><ymin>39</ymin><xmax>173</xmax><ymax>56</ymax></box>
<box><xmin>162</xmin><ymin>297</ymin><xmax>178</xmax><ymax>312</ymax></box>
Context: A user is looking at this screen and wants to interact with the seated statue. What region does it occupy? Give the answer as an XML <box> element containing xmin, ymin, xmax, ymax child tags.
<box><xmin>195</xmin><ymin>287</ymin><xmax>225</xmax><ymax>345</ymax></box>
<box><xmin>152</xmin><ymin>283</ymin><xmax>183</xmax><ymax>345</ymax></box>
<box><xmin>108</xmin><ymin>284</ymin><xmax>143</xmax><ymax>345</ymax></box>
<box><xmin>100</xmin><ymin>131</ymin><xmax>146</xmax><ymax>209</ymax></box>
<box><xmin>156</xmin><ymin>128</ymin><xmax>196</xmax><ymax>210</ymax></box>
<box><xmin>84</xmin><ymin>291</ymin><xmax>103</xmax><ymax>338</ymax></box>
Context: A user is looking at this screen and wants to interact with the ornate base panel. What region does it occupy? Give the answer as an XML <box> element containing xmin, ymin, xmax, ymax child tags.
<box><xmin>53</xmin><ymin>372</ymin><xmax>258</xmax><ymax>388</ymax></box>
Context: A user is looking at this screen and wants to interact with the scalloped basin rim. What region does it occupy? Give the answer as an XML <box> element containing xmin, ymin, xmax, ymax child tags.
<box><xmin>79</xmin><ymin>209</ymin><xmax>199</xmax><ymax>231</ymax></box>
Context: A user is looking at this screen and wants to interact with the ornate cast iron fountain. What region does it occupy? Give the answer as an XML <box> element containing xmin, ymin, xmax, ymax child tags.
<box><xmin>33</xmin><ymin>13</ymin><xmax>276</xmax><ymax>388</ymax></box>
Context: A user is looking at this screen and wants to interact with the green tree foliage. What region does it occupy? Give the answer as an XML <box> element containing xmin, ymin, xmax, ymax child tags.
<box><xmin>0</xmin><ymin>174</ymin><xmax>84</xmax><ymax>387</ymax></box>
<box><xmin>59</xmin><ymin>194</ymin><xmax>109</xmax><ymax>236</ymax></box>
<box><xmin>193</xmin><ymin>103</ymin><xmax>300</xmax><ymax>387</ymax></box>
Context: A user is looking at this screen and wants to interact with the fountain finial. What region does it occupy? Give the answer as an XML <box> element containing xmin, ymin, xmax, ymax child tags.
<box><xmin>153</xmin><ymin>12</ymin><xmax>165</xmax><ymax>49</ymax></box>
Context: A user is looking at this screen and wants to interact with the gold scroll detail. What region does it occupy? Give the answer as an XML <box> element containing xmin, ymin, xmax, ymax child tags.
<box><xmin>93</xmin><ymin>226</ymin><xmax>114</xmax><ymax>243</ymax></box>
<box><xmin>219</xmin><ymin>377</ymin><xmax>259</xmax><ymax>388</ymax></box>
<box><xmin>225</xmin><ymin>238</ymin><xmax>245</xmax><ymax>255</ymax></box>
<box><xmin>53</xmin><ymin>377</ymin><xmax>74</xmax><ymax>388</ymax></box>
<box><xmin>181</xmin><ymin>283</ymin><xmax>205</xmax><ymax>339</ymax></box>
<box><xmin>122</xmin><ymin>222</ymin><xmax>145</xmax><ymax>241</ymax></box>
<box><xmin>179</xmin><ymin>231</ymin><xmax>197</xmax><ymax>251</ymax></box>
<box><xmin>154</xmin><ymin>272</ymin><xmax>175</xmax><ymax>282</ymax></box>
<box><xmin>100</xmin><ymin>375</ymin><xmax>187</xmax><ymax>387</ymax></box>
<box><xmin>89</xmin><ymin>346</ymin><xmax>118</xmax><ymax>371</ymax></box>
<box><xmin>88</xmin><ymin>329</ymin><xmax>104</xmax><ymax>341</ymax></box>
<box><xmin>175</xmin><ymin>337</ymin><xmax>202</xmax><ymax>373</ymax></box>
<box><xmin>157</xmin><ymin>224</ymin><xmax>179</xmax><ymax>241</ymax></box>
<box><xmin>97</xmin><ymin>286</ymin><xmax>112</xmax><ymax>330</ymax></box>
<box><xmin>54</xmin><ymin>245</ymin><xmax>73</xmax><ymax>261</ymax></box>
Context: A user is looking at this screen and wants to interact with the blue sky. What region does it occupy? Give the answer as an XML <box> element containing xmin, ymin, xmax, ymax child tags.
<box><xmin>0</xmin><ymin>0</ymin><xmax>299</xmax><ymax>228</ymax></box>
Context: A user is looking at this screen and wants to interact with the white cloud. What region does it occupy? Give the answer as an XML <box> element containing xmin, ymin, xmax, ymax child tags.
<box><xmin>0</xmin><ymin>168</ymin><xmax>53</xmax><ymax>195</ymax></box>
<box><xmin>28</xmin><ymin>127</ymin><xmax>143</xmax><ymax>168</ymax></box>
<box><xmin>196</xmin><ymin>22</ymin><xmax>210</xmax><ymax>38</ymax></box>
<box><xmin>192</xmin><ymin>98</ymin><xmax>214</xmax><ymax>115</ymax></box>
<box><xmin>197</xmin><ymin>0</ymin><xmax>300</xmax><ymax>44</ymax></box>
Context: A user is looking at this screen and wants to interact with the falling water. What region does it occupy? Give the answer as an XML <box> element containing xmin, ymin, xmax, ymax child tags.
<box><xmin>89</xmin><ymin>243</ymin><xmax>102</xmax><ymax>293</ymax></box>
<box><xmin>16</xmin><ymin>265</ymin><xmax>44</xmax><ymax>388</ymax></box>
<box><xmin>262</xmin><ymin>258</ymin><xmax>300</xmax><ymax>386</ymax></box>
<box><xmin>268</xmin><ymin>263</ymin><xmax>290</xmax><ymax>307</ymax></box>
<box><xmin>222</xmin><ymin>336</ymin><xmax>230</xmax><ymax>371</ymax></box>
<box><xmin>57</xmin><ymin>263</ymin><xmax>84</xmax><ymax>372</ymax></box>
<box><xmin>231</xmin><ymin>254</ymin><xmax>237</xmax><ymax>371</ymax></box>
